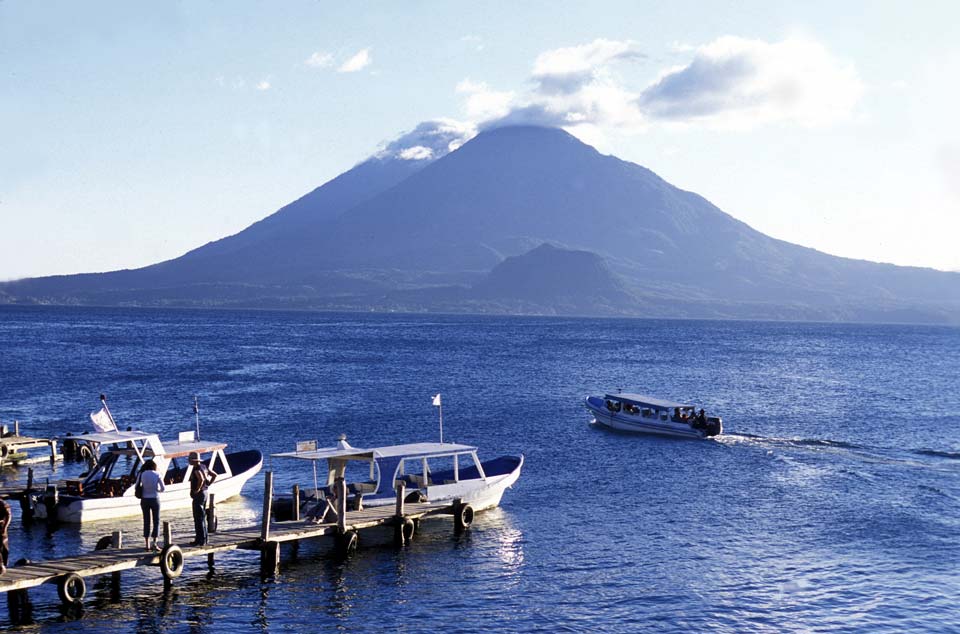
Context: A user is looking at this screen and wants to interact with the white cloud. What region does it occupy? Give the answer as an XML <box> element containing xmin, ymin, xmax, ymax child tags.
<box><xmin>532</xmin><ymin>38</ymin><xmax>644</xmax><ymax>94</ymax></box>
<box><xmin>456</xmin><ymin>79</ymin><xmax>516</xmax><ymax>121</ymax></box>
<box><xmin>377</xmin><ymin>119</ymin><xmax>477</xmax><ymax>162</ymax></box>
<box><xmin>638</xmin><ymin>36</ymin><xmax>863</xmax><ymax>127</ymax></box>
<box><xmin>398</xmin><ymin>146</ymin><xmax>434</xmax><ymax>160</ymax></box>
<box><xmin>338</xmin><ymin>49</ymin><xmax>372</xmax><ymax>73</ymax></box>
<box><xmin>256</xmin><ymin>80</ymin><xmax>271</xmax><ymax>91</ymax></box>
<box><xmin>463</xmin><ymin>35</ymin><xmax>863</xmax><ymax>137</ymax></box>
<box><xmin>305</xmin><ymin>51</ymin><xmax>334</xmax><ymax>68</ymax></box>
<box><xmin>474</xmin><ymin>39</ymin><xmax>647</xmax><ymax>134</ymax></box>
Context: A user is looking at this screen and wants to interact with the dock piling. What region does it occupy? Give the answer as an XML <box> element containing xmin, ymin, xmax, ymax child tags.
<box><xmin>207</xmin><ymin>493</ymin><xmax>217</xmax><ymax>534</ymax></box>
<box><xmin>261</xmin><ymin>471</ymin><xmax>273</xmax><ymax>542</ymax></box>
<box><xmin>292</xmin><ymin>484</ymin><xmax>300</xmax><ymax>521</ymax></box>
<box><xmin>260</xmin><ymin>541</ymin><xmax>280</xmax><ymax>577</ymax></box>
<box><xmin>335</xmin><ymin>477</ymin><xmax>346</xmax><ymax>534</ymax></box>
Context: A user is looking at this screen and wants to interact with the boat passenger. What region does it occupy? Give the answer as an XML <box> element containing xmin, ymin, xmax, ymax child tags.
<box><xmin>138</xmin><ymin>459</ymin><xmax>165</xmax><ymax>551</ymax></box>
<box><xmin>189</xmin><ymin>452</ymin><xmax>217</xmax><ymax>546</ymax></box>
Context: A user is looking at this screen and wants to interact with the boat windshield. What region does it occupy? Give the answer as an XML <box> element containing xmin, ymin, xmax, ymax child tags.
<box><xmin>81</xmin><ymin>452</ymin><xmax>141</xmax><ymax>496</ymax></box>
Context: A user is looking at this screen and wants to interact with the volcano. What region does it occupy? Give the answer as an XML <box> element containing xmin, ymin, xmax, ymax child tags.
<box><xmin>4</xmin><ymin>125</ymin><xmax>958</xmax><ymax>323</ymax></box>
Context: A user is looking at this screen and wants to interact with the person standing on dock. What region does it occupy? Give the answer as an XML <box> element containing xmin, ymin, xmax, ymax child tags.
<box><xmin>0</xmin><ymin>498</ymin><xmax>11</xmax><ymax>574</ymax></box>
<box><xmin>138</xmin><ymin>459</ymin><xmax>165</xmax><ymax>551</ymax></box>
<box><xmin>189</xmin><ymin>451</ymin><xmax>216</xmax><ymax>546</ymax></box>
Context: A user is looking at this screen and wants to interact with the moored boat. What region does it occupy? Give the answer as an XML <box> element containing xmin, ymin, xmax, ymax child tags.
<box><xmin>585</xmin><ymin>392</ymin><xmax>722</xmax><ymax>439</ymax></box>
<box><xmin>271</xmin><ymin>436</ymin><xmax>523</xmax><ymax>519</ymax></box>
<box><xmin>33</xmin><ymin>429</ymin><xmax>262</xmax><ymax>523</ymax></box>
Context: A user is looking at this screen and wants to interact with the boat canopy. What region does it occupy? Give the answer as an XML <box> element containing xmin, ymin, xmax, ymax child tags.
<box><xmin>74</xmin><ymin>430</ymin><xmax>156</xmax><ymax>444</ymax></box>
<box><xmin>272</xmin><ymin>440</ymin><xmax>478</xmax><ymax>462</ymax></box>
<box><xmin>76</xmin><ymin>430</ymin><xmax>226</xmax><ymax>458</ymax></box>
<box><xmin>605</xmin><ymin>393</ymin><xmax>693</xmax><ymax>410</ymax></box>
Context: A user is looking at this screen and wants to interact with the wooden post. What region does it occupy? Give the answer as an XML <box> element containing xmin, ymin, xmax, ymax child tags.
<box><xmin>206</xmin><ymin>493</ymin><xmax>217</xmax><ymax>534</ymax></box>
<box><xmin>292</xmin><ymin>484</ymin><xmax>300</xmax><ymax>521</ymax></box>
<box><xmin>261</xmin><ymin>471</ymin><xmax>273</xmax><ymax>542</ymax></box>
<box><xmin>111</xmin><ymin>530</ymin><xmax>123</xmax><ymax>549</ymax></box>
<box><xmin>395</xmin><ymin>482</ymin><xmax>405</xmax><ymax>518</ymax></box>
<box><xmin>162</xmin><ymin>521</ymin><xmax>172</xmax><ymax>548</ymax></box>
<box><xmin>393</xmin><ymin>482</ymin><xmax>407</xmax><ymax>545</ymax></box>
<box><xmin>335</xmin><ymin>477</ymin><xmax>346</xmax><ymax>534</ymax></box>
<box><xmin>49</xmin><ymin>437</ymin><xmax>57</xmax><ymax>462</ymax></box>
<box><xmin>260</xmin><ymin>541</ymin><xmax>280</xmax><ymax>577</ymax></box>
<box><xmin>26</xmin><ymin>467</ymin><xmax>34</xmax><ymax>493</ymax></box>
<box><xmin>208</xmin><ymin>553</ymin><xmax>215</xmax><ymax>569</ymax></box>
<box><xmin>14</xmin><ymin>420</ymin><xmax>19</xmax><ymax>437</ymax></box>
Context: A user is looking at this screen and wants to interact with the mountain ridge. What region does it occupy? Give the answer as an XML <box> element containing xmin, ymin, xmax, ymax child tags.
<box><xmin>3</xmin><ymin>125</ymin><xmax>959</xmax><ymax>324</ymax></box>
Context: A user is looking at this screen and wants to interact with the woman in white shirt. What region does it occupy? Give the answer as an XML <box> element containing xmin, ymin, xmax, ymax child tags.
<box><xmin>138</xmin><ymin>460</ymin><xmax>165</xmax><ymax>551</ymax></box>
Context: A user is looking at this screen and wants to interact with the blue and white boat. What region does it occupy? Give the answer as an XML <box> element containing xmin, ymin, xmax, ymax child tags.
<box><xmin>272</xmin><ymin>436</ymin><xmax>523</xmax><ymax>516</ymax></box>
<box><xmin>585</xmin><ymin>392</ymin><xmax>722</xmax><ymax>439</ymax></box>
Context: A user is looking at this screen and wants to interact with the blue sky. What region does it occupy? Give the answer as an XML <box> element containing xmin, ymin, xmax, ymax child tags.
<box><xmin>2</xmin><ymin>1</ymin><xmax>958</xmax><ymax>280</ymax></box>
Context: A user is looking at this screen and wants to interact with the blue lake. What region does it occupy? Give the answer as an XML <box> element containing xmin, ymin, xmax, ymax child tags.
<box><xmin>0</xmin><ymin>306</ymin><xmax>958</xmax><ymax>632</ymax></box>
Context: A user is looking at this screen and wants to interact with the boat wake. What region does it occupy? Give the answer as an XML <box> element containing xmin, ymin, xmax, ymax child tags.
<box><xmin>720</xmin><ymin>432</ymin><xmax>960</xmax><ymax>468</ymax></box>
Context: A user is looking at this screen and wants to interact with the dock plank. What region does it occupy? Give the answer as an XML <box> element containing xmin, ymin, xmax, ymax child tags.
<box><xmin>0</xmin><ymin>500</ymin><xmax>454</xmax><ymax>595</ymax></box>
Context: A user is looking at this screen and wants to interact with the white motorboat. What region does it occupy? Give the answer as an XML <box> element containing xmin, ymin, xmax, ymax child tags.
<box><xmin>34</xmin><ymin>430</ymin><xmax>262</xmax><ymax>523</ymax></box>
<box><xmin>585</xmin><ymin>392</ymin><xmax>722</xmax><ymax>439</ymax></box>
<box><xmin>271</xmin><ymin>436</ymin><xmax>523</xmax><ymax>518</ymax></box>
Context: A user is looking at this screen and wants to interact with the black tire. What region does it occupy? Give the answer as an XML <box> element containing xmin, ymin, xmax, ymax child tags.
<box><xmin>455</xmin><ymin>503</ymin><xmax>474</xmax><ymax>532</ymax></box>
<box><xmin>337</xmin><ymin>530</ymin><xmax>358</xmax><ymax>555</ymax></box>
<box><xmin>159</xmin><ymin>544</ymin><xmax>184</xmax><ymax>580</ymax></box>
<box><xmin>57</xmin><ymin>573</ymin><xmax>86</xmax><ymax>605</ymax></box>
<box><xmin>401</xmin><ymin>518</ymin><xmax>416</xmax><ymax>543</ymax></box>
<box><xmin>404</xmin><ymin>490</ymin><xmax>426</xmax><ymax>504</ymax></box>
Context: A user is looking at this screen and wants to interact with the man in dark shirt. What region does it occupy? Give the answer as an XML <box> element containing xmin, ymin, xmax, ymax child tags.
<box><xmin>188</xmin><ymin>452</ymin><xmax>217</xmax><ymax>546</ymax></box>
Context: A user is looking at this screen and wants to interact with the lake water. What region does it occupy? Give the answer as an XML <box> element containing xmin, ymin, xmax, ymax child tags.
<box><xmin>0</xmin><ymin>306</ymin><xmax>958</xmax><ymax>632</ymax></box>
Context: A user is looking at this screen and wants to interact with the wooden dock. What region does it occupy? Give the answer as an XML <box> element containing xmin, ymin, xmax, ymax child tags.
<box><xmin>0</xmin><ymin>472</ymin><xmax>474</xmax><ymax>609</ymax></box>
<box><xmin>0</xmin><ymin>422</ymin><xmax>59</xmax><ymax>469</ymax></box>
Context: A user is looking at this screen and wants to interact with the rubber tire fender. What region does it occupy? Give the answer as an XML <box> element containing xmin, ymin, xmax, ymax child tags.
<box><xmin>94</xmin><ymin>535</ymin><xmax>114</xmax><ymax>551</ymax></box>
<box><xmin>337</xmin><ymin>530</ymin><xmax>359</xmax><ymax>555</ymax></box>
<box><xmin>455</xmin><ymin>503</ymin><xmax>475</xmax><ymax>531</ymax></box>
<box><xmin>160</xmin><ymin>544</ymin><xmax>184</xmax><ymax>580</ymax></box>
<box><xmin>57</xmin><ymin>572</ymin><xmax>86</xmax><ymax>605</ymax></box>
<box><xmin>401</xmin><ymin>518</ymin><xmax>416</xmax><ymax>543</ymax></box>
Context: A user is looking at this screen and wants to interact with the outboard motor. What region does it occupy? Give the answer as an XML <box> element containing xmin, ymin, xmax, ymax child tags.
<box><xmin>705</xmin><ymin>416</ymin><xmax>723</xmax><ymax>437</ymax></box>
<box><xmin>34</xmin><ymin>484</ymin><xmax>59</xmax><ymax>521</ymax></box>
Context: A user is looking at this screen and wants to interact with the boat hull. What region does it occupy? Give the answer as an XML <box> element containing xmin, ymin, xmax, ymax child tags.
<box><xmin>55</xmin><ymin>451</ymin><xmax>263</xmax><ymax>523</ymax></box>
<box><xmin>586</xmin><ymin>397</ymin><xmax>716</xmax><ymax>439</ymax></box>
<box><xmin>364</xmin><ymin>455</ymin><xmax>524</xmax><ymax>512</ymax></box>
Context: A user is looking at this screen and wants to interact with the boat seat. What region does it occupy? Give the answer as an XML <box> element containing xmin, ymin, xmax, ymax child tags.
<box><xmin>347</xmin><ymin>481</ymin><xmax>377</xmax><ymax>495</ymax></box>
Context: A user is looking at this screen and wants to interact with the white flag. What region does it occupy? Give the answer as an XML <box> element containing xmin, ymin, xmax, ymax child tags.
<box><xmin>89</xmin><ymin>407</ymin><xmax>116</xmax><ymax>432</ymax></box>
<box><xmin>432</xmin><ymin>394</ymin><xmax>441</xmax><ymax>407</ymax></box>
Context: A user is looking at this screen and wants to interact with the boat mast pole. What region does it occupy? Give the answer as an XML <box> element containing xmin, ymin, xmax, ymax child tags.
<box><xmin>100</xmin><ymin>394</ymin><xmax>118</xmax><ymax>431</ymax></box>
<box><xmin>194</xmin><ymin>396</ymin><xmax>201</xmax><ymax>440</ymax></box>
